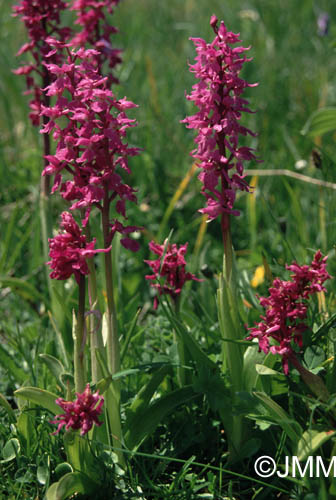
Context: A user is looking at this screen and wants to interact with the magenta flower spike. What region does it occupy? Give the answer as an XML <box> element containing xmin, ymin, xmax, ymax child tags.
<box><xmin>13</xmin><ymin>0</ymin><xmax>71</xmax><ymax>126</ymax></box>
<box><xmin>145</xmin><ymin>240</ymin><xmax>201</xmax><ymax>309</ymax></box>
<box><xmin>47</xmin><ymin>211</ymin><xmax>109</xmax><ymax>283</ymax></box>
<box><xmin>51</xmin><ymin>383</ymin><xmax>104</xmax><ymax>436</ymax></box>
<box><xmin>246</xmin><ymin>251</ymin><xmax>331</xmax><ymax>374</ymax></box>
<box><xmin>70</xmin><ymin>0</ymin><xmax>122</xmax><ymax>84</ymax></box>
<box><xmin>182</xmin><ymin>16</ymin><xmax>258</xmax><ymax>221</ymax></box>
<box><xmin>41</xmin><ymin>45</ymin><xmax>141</xmax><ymax>249</ymax></box>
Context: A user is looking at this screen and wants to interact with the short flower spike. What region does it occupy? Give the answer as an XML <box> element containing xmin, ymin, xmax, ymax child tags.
<box><xmin>51</xmin><ymin>383</ymin><xmax>104</xmax><ymax>436</ymax></box>
<box><xmin>47</xmin><ymin>212</ymin><xmax>109</xmax><ymax>283</ymax></box>
<box><xmin>246</xmin><ymin>251</ymin><xmax>331</xmax><ymax>374</ymax></box>
<box><xmin>145</xmin><ymin>240</ymin><xmax>201</xmax><ymax>309</ymax></box>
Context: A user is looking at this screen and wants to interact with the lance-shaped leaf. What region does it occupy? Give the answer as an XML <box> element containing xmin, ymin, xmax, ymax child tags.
<box><xmin>124</xmin><ymin>386</ymin><xmax>197</xmax><ymax>450</ymax></box>
<box><xmin>301</xmin><ymin>107</ymin><xmax>336</xmax><ymax>137</ymax></box>
<box><xmin>39</xmin><ymin>354</ymin><xmax>65</xmax><ymax>382</ymax></box>
<box><xmin>297</xmin><ymin>429</ymin><xmax>336</xmax><ymax>461</ymax></box>
<box><xmin>46</xmin><ymin>472</ymin><xmax>97</xmax><ymax>500</ymax></box>
<box><xmin>14</xmin><ymin>387</ymin><xmax>60</xmax><ymax>414</ymax></box>
<box><xmin>0</xmin><ymin>392</ymin><xmax>15</xmax><ymax>422</ymax></box>
<box><xmin>253</xmin><ymin>391</ymin><xmax>302</xmax><ymax>446</ymax></box>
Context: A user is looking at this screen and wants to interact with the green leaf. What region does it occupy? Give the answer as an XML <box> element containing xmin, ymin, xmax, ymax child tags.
<box><xmin>59</xmin><ymin>373</ymin><xmax>74</xmax><ymax>391</ymax></box>
<box><xmin>46</xmin><ymin>473</ymin><xmax>96</xmax><ymax>500</ymax></box>
<box><xmin>17</xmin><ymin>412</ymin><xmax>36</xmax><ymax>455</ymax></box>
<box><xmin>63</xmin><ymin>429</ymin><xmax>102</xmax><ymax>479</ymax></box>
<box><xmin>297</xmin><ymin>430</ymin><xmax>336</xmax><ymax>461</ymax></box>
<box><xmin>243</xmin><ymin>345</ymin><xmax>267</xmax><ymax>391</ymax></box>
<box><xmin>104</xmin><ymin>384</ymin><xmax>124</xmax><ymax>466</ymax></box>
<box><xmin>45</xmin><ymin>482</ymin><xmax>58</xmax><ymax>500</ymax></box>
<box><xmin>0</xmin><ymin>392</ymin><xmax>15</xmax><ymax>421</ymax></box>
<box><xmin>313</xmin><ymin>312</ymin><xmax>336</xmax><ymax>341</ymax></box>
<box><xmin>239</xmin><ymin>437</ymin><xmax>262</xmax><ymax>460</ymax></box>
<box><xmin>217</xmin><ymin>273</ymin><xmax>244</xmax><ymax>392</ymax></box>
<box><xmin>255</xmin><ymin>364</ymin><xmax>284</xmax><ymax>376</ymax></box>
<box><xmin>253</xmin><ymin>391</ymin><xmax>302</xmax><ymax>445</ymax></box>
<box><xmin>96</xmin><ymin>374</ymin><xmax>113</xmax><ymax>395</ymax></box>
<box><xmin>124</xmin><ymin>386</ymin><xmax>197</xmax><ymax>450</ymax></box>
<box><xmin>192</xmin><ymin>367</ymin><xmax>231</xmax><ymax>412</ymax></box>
<box><xmin>163</xmin><ymin>304</ymin><xmax>216</xmax><ymax>373</ymax></box>
<box><xmin>124</xmin><ymin>365</ymin><xmax>170</xmax><ymax>432</ymax></box>
<box><xmin>39</xmin><ymin>354</ymin><xmax>65</xmax><ymax>382</ymax></box>
<box><xmin>304</xmin><ymin>346</ymin><xmax>325</xmax><ymax>370</ymax></box>
<box><xmin>63</xmin><ymin>432</ymin><xmax>83</xmax><ymax>472</ymax></box>
<box><xmin>120</xmin><ymin>307</ymin><xmax>141</xmax><ymax>364</ymax></box>
<box><xmin>14</xmin><ymin>387</ymin><xmax>60</xmax><ymax>414</ymax></box>
<box><xmin>1</xmin><ymin>438</ymin><xmax>20</xmax><ymax>463</ymax></box>
<box><xmin>54</xmin><ymin>463</ymin><xmax>73</xmax><ymax>480</ymax></box>
<box><xmin>37</xmin><ymin>455</ymin><xmax>50</xmax><ymax>485</ymax></box>
<box><xmin>301</xmin><ymin>107</ymin><xmax>336</xmax><ymax>137</ymax></box>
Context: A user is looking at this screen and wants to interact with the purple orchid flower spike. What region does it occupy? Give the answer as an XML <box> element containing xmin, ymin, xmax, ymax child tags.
<box><xmin>182</xmin><ymin>15</ymin><xmax>259</xmax><ymax>222</ymax></box>
<box><xmin>51</xmin><ymin>383</ymin><xmax>104</xmax><ymax>436</ymax></box>
<box><xmin>145</xmin><ymin>240</ymin><xmax>201</xmax><ymax>309</ymax></box>
<box><xmin>247</xmin><ymin>251</ymin><xmax>331</xmax><ymax>374</ymax></box>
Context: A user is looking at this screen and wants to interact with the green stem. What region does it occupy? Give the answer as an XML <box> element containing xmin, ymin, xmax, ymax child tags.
<box><xmin>87</xmin><ymin>260</ymin><xmax>103</xmax><ymax>384</ymax></box>
<box><xmin>82</xmin><ymin>218</ymin><xmax>103</xmax><ymax>384</ymax></box>
<box><xmin>40</xmin><ymin>62</ymin><xmax>52</xmax><ymax>288</ymax></box>
<box><xmin>102</xmin><ymin>190</ymin><xmax>119</xmax><ymax>375</ymax></box>
<box><xmin>217</xmin><ymin>216</ymin><xmax>243</xmax><ymax>462</ymax></box>
<box><xmin>74</xmin><ymin>275</ymin><xmax>86</xmax><ymax>393</ymax></box>
<box><xmin>221</xmin><ymin>210</ymin><xmax>233</xmax><ymax>283</ymax></box>
<box><xmin>101</xmin><ymin>188</ymin><xmax>124</xmax><ymax>465</ymax></box>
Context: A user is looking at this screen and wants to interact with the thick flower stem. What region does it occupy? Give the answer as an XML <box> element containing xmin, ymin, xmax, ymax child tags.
<box><xmin>221</xmin><ymin>212</ymin><xmax>233</xmax><ymax>283</ymax></box>
<box><xmin>102</xmin><ymin>193</ymin><xmax>120</xmax><ymax>375</ymax></box>
<box><xmin>219</xmin><ymin>208</ymin><xmax>244</xmax><ymax>463</ymax></box>
<box><xmin>40</xmin><ymin>69</ymin><xmax>52</xmax><ymax>286</ymax></box>
<box><xmin>74</xmin><ymin>275</ymin><xmax>86</xmax><ymax>393</ymax></box>
<box><xmin>83</xmin><ymin>219</ymin><xmax>103</xmax><ymax>384</ymax></box>
<box><xmin>87</xmin><ymin>259</ymin><xmax>103</xmax><ymax>384</ymax></box>
<box><xmin>101</xmin><ymin>189</ymin><xmax>124</xmax><ymax>465</ymax></box>
<box><xmin>40</xmin><ymin>142</ymin><xmax>53</xmax><ymax>301</ymax></box>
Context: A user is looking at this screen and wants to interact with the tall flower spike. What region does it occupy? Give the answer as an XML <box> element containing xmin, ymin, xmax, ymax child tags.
<box><xmin>70</xmin><ymin>0</ymin><xmax>122</xmax><ymax>85</ymax></box>
<box><xmin>51</xmin><ymin>383</ymin><xmax>104</xmax><ymax>436</ymax></box>
<box><xmin>13</xmin><ymin>0</ymin><xmax>71</xmax><ymax>126</ymax></box>
<box><xmin>47</xmin><ymin>211</ymin><xmax>109</xmax><ymax>283</ymax></box>
<box><xmin>41</xmin><ymin>46</ymin><xmax>141</xmax><ymax>249</ymax></box>
<box><xmin>246</xmin><ymin>251</ymin><xmax>331</xmax><ymax>374</ymax></box>
<box><xmin>145</xmin><ymin>240</ymin><xmax>201</xmax><ymax>309</ymax></box>
<box><xmin>182</xmin><ymin>16</ymin><xmax>258</xmax><ymax>220</ymax></box>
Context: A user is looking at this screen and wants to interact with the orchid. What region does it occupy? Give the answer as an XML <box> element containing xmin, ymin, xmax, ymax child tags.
<box><xmin>70</xmin><ymin>0</ymin><xmax>122</xmax><ymax>84</ymax></box>
<box><xmin>13</xmin><ymin>0</ymin><xmax>71</xmax><ymax>126</ymax></box>
<box><xmin>145</xmin><ymin>240</ymin><xmax>201</xmax><ymax>309</ymax></box>
<box><xmin>182</xmin><ymin>15</ymin><xmax>258</xmax><ymax>221</ymax></box>
<box><xmin>246</xmin><ymin>251</ymin><xmax>331</xmax><ymax>374</ymax></box>
<box><xmin>47</xmin><ymin>211</ymin><xmax>108</xmax><ymax>283</ymax></box>
<box><xmin>51</xmin><ymin>383</ymin><xmax>104</xmax><ymax>436</ymax></box>
<box><xmin>41</xmin><ymin>44</ymin><xmax>141</xmax><ymax>249</ymax></box>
